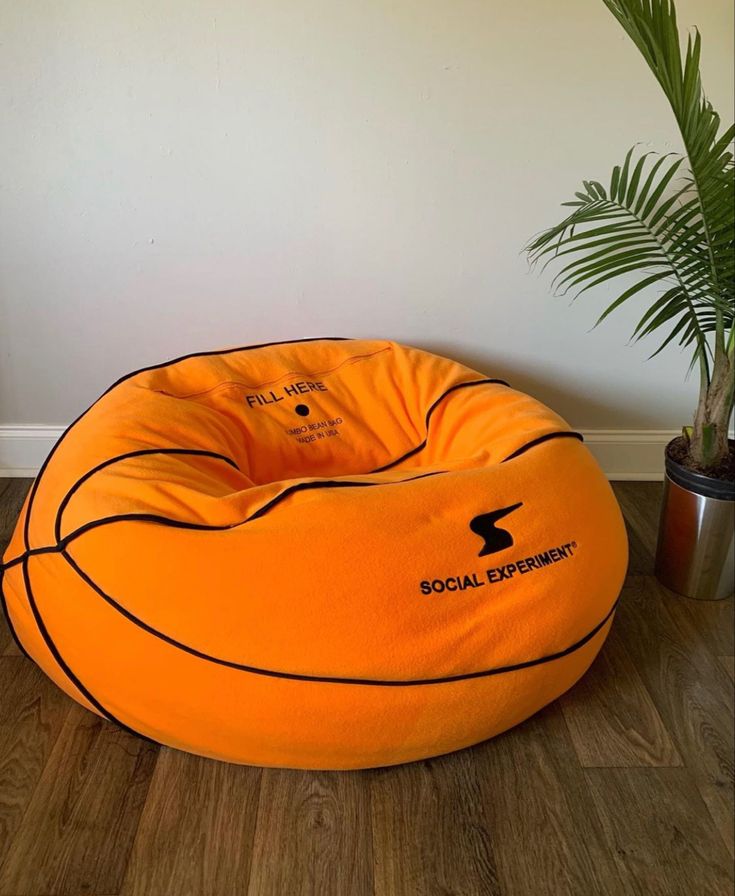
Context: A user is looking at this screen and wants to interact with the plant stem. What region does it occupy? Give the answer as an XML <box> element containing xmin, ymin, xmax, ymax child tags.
<box><xmin>690</xmin><ymin>347</ymin><xmax>734</xmax><ymax>469</ymax></box>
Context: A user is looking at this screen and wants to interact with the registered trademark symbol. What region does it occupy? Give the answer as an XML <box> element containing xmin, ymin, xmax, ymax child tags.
<box><xmin>571</xmin><ymin>541</ymin><xmax>577</xmax><ymax>548</ymax></box>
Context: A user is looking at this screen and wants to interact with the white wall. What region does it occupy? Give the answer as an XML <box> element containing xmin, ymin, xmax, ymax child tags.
<box><xmin>1</xmin><ymin>0</ymin><xmax>733</xmax><ymax>436</ymax></box>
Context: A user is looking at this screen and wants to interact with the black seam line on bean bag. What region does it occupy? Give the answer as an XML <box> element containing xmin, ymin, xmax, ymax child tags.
<box><xmin>370</xmin><ymin>378</ymin><xmax>511</xmax><ymax>473</ymax></box>
<box><xmin>0</xmin><ymin>564</ymin><xmax>31</xmax><ymax>659</ymax></box>
<box><xmin>61</xmin><ymin>544</ymin><xmax>620</xmax><ymax>686</ymax></box>
<box><xmin>54</xmin><ymin>470</ymin><xmax>447</xmax><ymax>552</ymax></box>
<box><xmin>22</xmin><ymin>336</ymin><xmax>353</xmax><ymax>554</ymax></box>
<box><xmin>0</xmin><ymin>430</ymin><xmax>585</xmax><ymax>573</ymax></box>
<box><xmin>1</xmin><ymin>545</ymin><xmax>66</xmax><ymax>574</ymax></box>
<box><xmin>20</xmin><ymin>554</ymin><xmax>155</xmax><ymax>743</ymax></box>
<box><xmin>1</xmin><ymin>469</ymin><xmax>444</xmax><ymax>574</ymax></box>
<box><xmin>502</xmin><ymin>430</ymin><xmax>584</xmax><ymax>461</ymax></box>
<box><xmin>53</xmin><ymin>447</ymin><xmax>241</xmax><ymax>543</ymax></box>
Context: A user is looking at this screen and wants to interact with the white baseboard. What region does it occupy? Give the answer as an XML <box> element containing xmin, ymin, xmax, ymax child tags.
<box><xmin>0</xmin><ymin>426</ymin><xmax>66</xmax><ymax>478</ymax></box>
<box><xmin>581</xmin><ymin>430</ymin><xmax>674</xmax><ymax>481</ymax></box>
<box><xmin>0</xmin><ymin>424</ymin><xmax>674</xmax><ymax>480</ymax></box>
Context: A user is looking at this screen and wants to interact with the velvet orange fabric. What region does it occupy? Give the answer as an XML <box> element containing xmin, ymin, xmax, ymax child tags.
<box><xmin>1</xmin><ymin>338</ymin><xmax>627</xmax><ymax>769</ymax></box>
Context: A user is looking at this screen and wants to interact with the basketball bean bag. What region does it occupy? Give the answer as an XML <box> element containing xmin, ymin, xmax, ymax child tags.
<box><xmin>1</xmin><ymin>338</ymin><xmax>627</xmax><ymax>769</ymax></box>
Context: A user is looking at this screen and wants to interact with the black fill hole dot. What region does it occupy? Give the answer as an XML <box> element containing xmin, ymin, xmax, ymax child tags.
<box><xmin>295</xmin><ymin>404</ymin><xmax>310</xmax><ymax>417</ymax></box>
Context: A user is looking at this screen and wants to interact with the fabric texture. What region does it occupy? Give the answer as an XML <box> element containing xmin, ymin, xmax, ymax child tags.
<box><xmin>1</xmin><ymin>338</ymin><xmax>627</xmax><ymax>769</ymax></box>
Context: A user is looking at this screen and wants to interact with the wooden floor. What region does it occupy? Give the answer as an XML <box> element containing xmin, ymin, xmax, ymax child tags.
<box><xmin>0</xmin><ymin>479</ymin><xmax>732</xmax><ymax>895</ymax></box>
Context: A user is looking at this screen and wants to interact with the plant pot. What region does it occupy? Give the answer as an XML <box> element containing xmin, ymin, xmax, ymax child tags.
<box><xmin>655</xmin><ymin>439</ymin><xmax>734</xmax><ymax>601</ymax></box>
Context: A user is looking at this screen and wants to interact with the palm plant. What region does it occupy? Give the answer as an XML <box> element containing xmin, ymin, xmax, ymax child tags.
<box><xmin>527</xmin><ymin>0</ymin><xmax>734</xmax><ymax>473</ymax></box>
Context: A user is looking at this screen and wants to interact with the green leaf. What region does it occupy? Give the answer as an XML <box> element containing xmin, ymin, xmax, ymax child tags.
<box><xmin>554</xmin><ymin>248</ymin><xmax>665</xmax><ymax>294</ymax></box>
<box><xmin>637</xmin><ymin>294</ymin><xmax>688</xmax><ymax>342</ymax></box>
<box><xmin>648</xmin><ymin>313</ymin><xmax>692</xmax><ymax>358</ymax></box>
<box><xmin>616</xmin><ymin>146</ymin><xmax>635</xmax><ymax>202</ymax></box>
<box><xmin>611</xmin><ymin>164</ymin><xmax>621</xmax><ymax>198</ymax></box>
<box><xmin>633</xmin><ymin>286</ymin><xmax>684</xmax><ymax>338</ymax></box>
<box><xmin>595</xmin><ymin>272</ymin><xmax>673</xmax><ymax>327</ymax></box>
<box><xmin>625</xmin><ymin>152</ymin><xmax>651</xmax><ymax>206</ymax></box>
<box><xmin>634</xmin><ymin>152</ymin><xmax>675</xmax><ymax>214</ymax></box>
<box><xmin>640</xmin><ymin>156</ymin><xmax>684</xmax><ymax>219</ymax></box>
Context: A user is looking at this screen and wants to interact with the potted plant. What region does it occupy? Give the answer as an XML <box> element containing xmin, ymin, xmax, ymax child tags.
<box><xmin>526</xmin><ymin>0</ymin><xmax>733</xmax><ymax>600</ymax></box>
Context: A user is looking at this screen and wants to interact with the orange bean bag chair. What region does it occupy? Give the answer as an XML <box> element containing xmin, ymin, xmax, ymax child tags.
<box><xmin>1</xmin><ymin>338</ymin><xmax>627</xmax><ymax>769</ymax></box>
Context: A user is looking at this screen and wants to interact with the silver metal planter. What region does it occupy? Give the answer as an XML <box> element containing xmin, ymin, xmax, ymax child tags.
<box><xmin>655</xmin><ymin>441</ymin><xmax>734</xmax><ymax>601</ymax></box>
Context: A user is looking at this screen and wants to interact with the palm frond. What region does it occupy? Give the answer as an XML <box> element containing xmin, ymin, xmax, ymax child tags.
<box><xmin>527</xmin><ymin>149</ymin><xmax>730</xmax><ymax>358</ymax></box>
<box><xmin>527</xmin><ymin>0</ymin><xmax>734</xmax><ymax>379</ymax></box>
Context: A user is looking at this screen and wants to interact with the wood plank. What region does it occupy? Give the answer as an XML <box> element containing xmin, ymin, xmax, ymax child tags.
<box><xmin>0</xmin><ymin>704</ymin><xmax>158</xmax><ymax>896</ymax></box>
<box><xmin>472</xmin><ymin>704</ymin><xmax>625</xmax><ymax>895</ymax></box>
<box><xmin>370</xmin><ymin>749</ymin><xmax>500</xmax><ymax>896</ymax></box>
<box><xmin>614</xmin><ymin>505</ymin><xmax>655</xmax><ymax>578</ymax></box>
<box><xmin>0</xmin><ymin>612</ymin><xmax>11</xmax><ymax>657</ymax></box>
<box><xmin>0</xmin><ymin>479</ymin><xmax>31</xmax><ymax>547</ymax></box>
<box><xmin>120</xmin><ymin>747</ymin><xmax>261</xmax><ymax>896</ymax></box>
<box><xmin>1</xmin><ymin>594</ymin><xmax>22</xmax><ymax>657</ymax></box>
<box><xmin>561</xmin><ymin>624</ymin><xmax>682</xmax><ymax>767</ymax></box>
<box><xmin>611</xmin><ymin>481</ymin><xmax>662</xmax><ymax>575</ymax></box>
<box><xmin>719</xmin><ymin>656</ymin><xmax>734</xmax><ymax>681</ymax></box>
<box><xmin>615</xmin><ymin>576</ymin><xmax>734</xmax><ymax>858</ymax></box>
<box><xmin>0</xmin><ymin>479</ymin><xmax>32</xmax><ymax>655</ymax></box>
<box><xmin>1</xmin><ymin>639</ymin><xmax>22</xmax><ymax>658</ymax></box>
<box><xmin>668</xmin><ymin>595</ymin><xmax>735</xmax><ymax>659</ymax></box>
<box><xmin>0</xmin><ymin>657</ymin><xmax>71</xmax><ymax>871</ymax></box>
<box><xmin>586</xmin><ymin>767</ymin><xmax>733</xmax><ymax>895</ymax></box>
<box><xmin>247</xmin><ymin>767</ymin><xmax>374</xmax><ymax>896</ymax></box>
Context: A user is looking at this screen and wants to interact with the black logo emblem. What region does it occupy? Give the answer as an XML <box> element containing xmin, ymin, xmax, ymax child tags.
<box><xmin>469</xmin><ymin>502</ymin><xmax>523</xmax><ymax>556</ymax></box>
